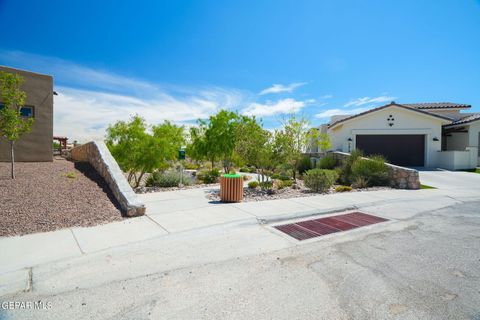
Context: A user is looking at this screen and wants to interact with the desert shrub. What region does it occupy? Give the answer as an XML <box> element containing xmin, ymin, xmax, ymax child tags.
<box><xmin>239</xmin><ymin>167</ymin><xmax>250</xmax><ymax>173</ymax></box>
<box><xmin>248</xmin><ymin>181</ymin><xmax>259</xmax><ymax>189</ymax></box>
<box><xmin>259</xmin><ymin>181</ymin><xmax>273</xmax><ymax>189</ymax></box>
<box><xmin>197</xmin><ymin>169</ymin><xmax>221</xmax><ymax>184</ymax></box>
<box><xmin>280</xmin><ymin>179</ymin><xmax>293</xmax><ymax>188</ymax></box>
<box><xmin>248</xmin><ymin>166</ymin><xmax>257</xmax><ymax>173</ymax></box>
<box><xmin>146</xmin><ymin>171</ymin><xmax>192</xmax><ymax>187</ymax></box>
<box><xmin>183</xmin><ymin>162</ymin><xmax>199</xmax><ymax>170</ymax></box>
<box><xmin>304</xmin><ymin>168</ymin><xmax>338</xmax><ymax>193</ymax></box>
<box><xmin>352</xmin><ymin>177</ymin><xmax>369</xmax><ymax>189</ymax></box>
<box><xmin>318</xmin><ymin>156</ymin><xmax>336</xmax><ymax>170</ymax></box>
<box><xmin>270</xmin><ymin>173</ymin><xmax>280</xmax><ymax>179</ymax></box>
<box><xmin>242</xmin><ymin>174</ymin><xmax>251</xmax><ymax>181</ymax></box>
<box><xmin>338</xmin><ymin>149</ymin><xmax>364</xmax><ymax>185</ymax></box>
<box><xmin>297</xmin><ymin>156</ymin><xmax>313</xmax><ymax>175</ymax></box>
<box><xmin>351</xmin><ymin>156</ymin><xmax>389</xmax><ymax>187</ymax></box>
<box><xmin>335</xmin><ymin>185</ymin><xmax>352</xmax><ymax>192</ymax></box>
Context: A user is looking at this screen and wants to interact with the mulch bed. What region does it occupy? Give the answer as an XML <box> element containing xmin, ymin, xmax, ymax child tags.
<box><xmin>0</xmin><ymin>158</ymin><xmax>123</xmax><ymax>237</ymax></box>
<box><xmin>207</xmin><ymin>180</ymin><xmax>391</xmax><ymax>202</ymax></box>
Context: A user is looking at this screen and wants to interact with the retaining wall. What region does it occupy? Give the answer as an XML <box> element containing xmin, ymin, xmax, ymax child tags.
<box><xmin>328</xmin><ymin>151</ymin><xmax>420</xmax><ymax>189</ymax></box>
<box><xmin>71</xmin><ymin>141</ymin><xmax>146</xmax><ymax>216</ymax></box>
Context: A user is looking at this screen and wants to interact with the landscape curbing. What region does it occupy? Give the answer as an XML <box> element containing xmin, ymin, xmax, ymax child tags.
<box><xmin>71</xmin><ymin>141</ymin><xmax>146</xmax><ymax>217</ymax></box>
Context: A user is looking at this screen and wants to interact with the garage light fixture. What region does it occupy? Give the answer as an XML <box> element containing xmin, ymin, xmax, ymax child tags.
<box><xmin>433</xmin><ymin>137</ymin><xmax>439</xmax><ymax>141</ymax></box>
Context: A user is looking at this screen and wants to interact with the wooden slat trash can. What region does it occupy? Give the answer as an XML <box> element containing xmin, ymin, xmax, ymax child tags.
<box><xmin>220</xmin><ymin>174</ymin><xmax>244</xmax><ymax>202</ymax></box>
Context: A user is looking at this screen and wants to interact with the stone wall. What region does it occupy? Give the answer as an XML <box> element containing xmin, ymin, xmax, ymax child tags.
<box><xmin>71</xmin><ymin>141</ymin><xmax>146</xmax><ymax>216</ymax></box>
<box><xmin>328</xmin><ymin>151</ymin><xmax>420</xmax><ymax>189</ymax></box>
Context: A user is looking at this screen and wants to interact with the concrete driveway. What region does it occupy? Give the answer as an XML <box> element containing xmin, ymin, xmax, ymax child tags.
<box><xmin>419</xmin><ymin>169</ymin><xmax>480</xmax><ymax>191</ymax></box>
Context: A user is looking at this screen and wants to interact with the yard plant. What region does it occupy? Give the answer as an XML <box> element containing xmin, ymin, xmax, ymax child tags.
<box><xmin>0</xmin><ymin>72</ymin><xmax>34</xmax><ymax>179</ymax></box>
<box><xmin>304</xmin><ymin>168</ymin><xmax>338</xmax><ymax>192</ymax></box>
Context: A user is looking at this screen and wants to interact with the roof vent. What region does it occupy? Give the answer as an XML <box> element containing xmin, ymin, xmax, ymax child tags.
<box><xmin>390</xmin><ymin>101</ymin><xmax>396</xmax><ymax>104</ymax></box>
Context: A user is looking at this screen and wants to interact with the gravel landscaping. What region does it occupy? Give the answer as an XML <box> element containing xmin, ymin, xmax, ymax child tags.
<box><xmin>207</xmin><ymin>180</ymin><xmax>391</xmax><ymax>202</ymax></box>
<box><xmin>0</xmin><ymin>158</ymin><xmax>123</xmax><ymax>237</ymax></box>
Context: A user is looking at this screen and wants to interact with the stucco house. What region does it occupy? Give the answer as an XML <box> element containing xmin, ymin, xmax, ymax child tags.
<box><xmin>0</xmin><ymin>66</ymin><xmax>54</xmax><ymax>162</ymax></box>
<box><xmin>309</xmin><ymin>102</ymin><xmax>479</xmax><ymax>170</ymax></box>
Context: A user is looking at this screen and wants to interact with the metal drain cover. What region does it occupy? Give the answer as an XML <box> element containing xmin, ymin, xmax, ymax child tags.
<box><xmin>274</xmin><ymin>212</ymin><xmax>388</xmax><ymax>241</ymax></box>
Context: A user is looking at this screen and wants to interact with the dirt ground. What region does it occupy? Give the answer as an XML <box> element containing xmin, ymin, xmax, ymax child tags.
<box><xmin>0</xmin><ymin>158</ymin><xmax>124</xmax><ymax>237</ymax></box>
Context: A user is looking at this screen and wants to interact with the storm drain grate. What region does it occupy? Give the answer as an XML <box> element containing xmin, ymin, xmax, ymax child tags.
<box><xmin>274</xmin><ymin>212</ymin><xmax>388</xmax><ymax>241</ymax></box>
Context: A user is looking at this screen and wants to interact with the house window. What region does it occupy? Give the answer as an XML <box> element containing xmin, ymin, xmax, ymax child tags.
<box><xmin>20</xmin><ymin>106</ymin><xmax>34</xmax><ymax>117</ymax></box>
<box><xmin>0</xmin><ymin>104</ymin><xmax>34</xmax><ymax>117</ymax></box>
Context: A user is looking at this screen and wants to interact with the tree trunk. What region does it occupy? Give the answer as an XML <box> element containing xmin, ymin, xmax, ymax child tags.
<box><xmin>135</xmin><ymin>171</ymin><xmax>145</xmax><ymax>188</ymax></box>
<box><xmin>10</xmin><ymin>141</ymin><xmax>15</xmax><ymax>179</ymax></box>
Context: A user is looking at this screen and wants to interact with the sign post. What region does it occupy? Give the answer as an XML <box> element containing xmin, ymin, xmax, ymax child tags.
<box><xmin>178</xmin><ymin>148</ymin><xmax>185</xmax><ymax>187</ymax></box>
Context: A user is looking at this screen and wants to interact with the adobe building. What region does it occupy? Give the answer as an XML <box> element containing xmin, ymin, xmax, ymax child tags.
<box><xmin>0</xmin><ymin>66</ymin><xmax>54</xmax><ymax>162</ymax></box>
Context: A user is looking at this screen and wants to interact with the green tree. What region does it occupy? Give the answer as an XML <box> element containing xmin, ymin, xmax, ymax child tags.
<box><xmin>105</xmin><ymin>115</ymin><xmax>184</xmax><ymax>188</ymax></box>
<box><xmin>188</xmin><ymin>110</ymin><xmax>240</xmax><ymax>172</ymax></box>
<box><xmin>275</xmin><ymin>115</ymin><xmax>310</xmax><ymax>181</ymax></box>
<box><xmin>0</xmin><ymin>72</ymin><xmax>34</xmax><ymax>179</ymax></box>
<box><xmin>309</xmin><ymin>130</ymin><xmax>332</xmax><ymax>153</ymax></box>
<box><xmin>234</xmin><ymin>116</ymin><xmax>277</xmax><ymax>183</ymax></box>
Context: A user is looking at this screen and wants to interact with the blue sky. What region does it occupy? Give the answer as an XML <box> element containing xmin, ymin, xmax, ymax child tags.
<box><xmin>1</xmin><ymin>0</ymin><xmax>479</xmax><ymax>140</ymax></box>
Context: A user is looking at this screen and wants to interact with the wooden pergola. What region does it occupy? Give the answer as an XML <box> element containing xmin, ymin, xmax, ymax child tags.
<box><xmin>53</xmin><ymin>136</ymin><xmax>68</xmax><ymax>153</ymax></box>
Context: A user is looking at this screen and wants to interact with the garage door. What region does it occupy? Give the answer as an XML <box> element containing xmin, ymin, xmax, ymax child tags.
<box><xmin>356</xmin><ymin>135</ymin><xmax>425</xmax><ymax>167</ymax></box>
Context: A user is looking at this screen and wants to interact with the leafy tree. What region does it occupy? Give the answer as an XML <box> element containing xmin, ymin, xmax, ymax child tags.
<box><xmin>234</xmin><ymin>116</ymin><xmax>278</xmax><ymax>184</ymax></box>
<box><xmin>0</xmin><ymin>72</ymin><xmax>34</xmax><ymax>179</ymax></box>
<box><xmin>309</xmin><ymin>129</ymin><xmax>332</xmax><ymax>153</ymax></box>
<box><xmin>275</xmin><ymin>115</ymin><xmax>310</xmax><ymax>181</ymax></box>
<box><xmin>105</xmin><ymin>115</ymin><xmax>184</xmax><ymax>188</ymax></box>
<box><xmin>188</xmin><ymin>110</ymin><xmax>240</xmax><ymax>173</ymax></box>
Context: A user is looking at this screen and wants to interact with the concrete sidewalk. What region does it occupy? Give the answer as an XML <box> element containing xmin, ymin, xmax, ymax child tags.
<box><xmin>1</xmin><ymin>170</ymin><xmax>479</xmax><ymax>292</ymax></box>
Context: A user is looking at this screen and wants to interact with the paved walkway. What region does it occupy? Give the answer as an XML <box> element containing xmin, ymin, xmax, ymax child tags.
<box><xmin>1</xmin><ymin>170</ymin><xmax>479</xmax><ymax>293</ymax></box>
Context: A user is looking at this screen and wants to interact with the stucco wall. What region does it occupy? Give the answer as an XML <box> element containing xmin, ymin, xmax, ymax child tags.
<box><xmin>0</xmin><ymin>66</ymin><xmax>53</xmax><ymax>162</ymax></box>
<box><xmin>445</xmin><ymin>132</ymin><xmax>468</xmax><ymax>151</ymax></box>
<box><xmin>71</xmin><ymin>141</ymin><xmax>146</xmax><ymax>217</ymax></box>
<box><xmin>328</xmin><ymin>106</ymin><xmax>447</xmax><ymax>167</ymax></box>
<box><xmin>437</xmin><ymin>151</ymin><xmax>472</xmax><ymax>170</ymax></box>
<box><xmin>467</xmin><ymin>121</ymin><xmax>480</xmax><ymax>166</ymax></box>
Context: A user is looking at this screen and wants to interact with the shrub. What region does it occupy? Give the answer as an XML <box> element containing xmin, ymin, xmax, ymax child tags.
<box><xmin>352</xmin><ymin>177</ymin><xmax>369</xmax><ymax>189</ymax></box>
<box><xmin>351</xmin><ymin>156</ymin><xmax>389</xmax><ymax>187</ymax></box>
<box><xmin>304</xmin><ymin>168</ymin><xmax>338</xmax><ymax>193</ymax></box>
<box><xmin>248</xmin><ymin>166</ymin><xmax>257</xmax><ymax>173</ymax></box>
<box><xmin>183</xmin><ymin>162</ymin><xmax>199</xmax><ymax>170</ymax></box>
<box><xmin>338</xmin><ymin>149</ymin><xmax>364</xmax><ymax>185</ymax></box>
<box><xmin>242</xmin><ymin>174</ymin><xmax>251</xmax><ymax>181</ymax></box>
<box><xmin>280</xmin><ymin>179</ymin><xmax>293</xmax><ymax>188</ymax></box>
<box><xmin>239</xmin><ymin>167</ymin><xmax>250</xmax><ymax>173</ymax></box>
<box><xmin>335</xmin><ymin>185</ymin><xmax>352</xmax><ymax>192</ymax></box>
<box><xmin>248</xmin><ymin>181</ymin><xmax>259</xmax><ymax>189</ymax></box>
<box><xmin>297</xmin><ymin>156</ymin><xmax>313</xmax><ymax>175</ymax></box>
<box><xmin>318</xmin><ymin>156</ymin><xmax>336</xmax><ymax>170</ymax></box>
<box><xmin>197</xmin><ymin>169</ymin><xmax>220</xmax><ymax>184</ymax></box>
<box><xmin>64</xmin><ymin>172</ymin><xmax>77</xmax><ymax>179</ymax></box>
<box><xmin>146</xmin><ymin>171</ymin><xmax>192</xmax><ymax>187</ymax></box>
<box><xmin>259</xmin><ymin>181</ymin><xmax>273</xmax><ymax>189</ymax></box>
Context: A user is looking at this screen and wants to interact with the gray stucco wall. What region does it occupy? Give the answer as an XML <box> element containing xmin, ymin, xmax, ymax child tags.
<box><xmin>0</xmin><ymin>66</ymin><xmax>53</xmax><ymax>162</ymax></box>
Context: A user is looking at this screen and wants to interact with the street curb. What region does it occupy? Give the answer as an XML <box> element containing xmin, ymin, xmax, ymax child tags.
<box><xmin>257</xmin><ymin>205</ymin><xmax>359</xmax><ymax>225</ymax></box>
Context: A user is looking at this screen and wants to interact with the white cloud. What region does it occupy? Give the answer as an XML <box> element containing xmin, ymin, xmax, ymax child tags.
<box><xmin>242</xmin><ymin>98</ymin><xmax>307</xmax><ymax>117</ymax></box>
<box><xmin>320</xmin><ymin>94</ymin><xmax>333</xmax><ymax>99</ymax></box>
<box><xmin>344</xmin><ymin>96</ymin><xmax>395</xmax><ymax>107</ymax></box>
<box><xmin>259</xmin><ymin>82</ymin><xmax>307</xmax><ymax>95</ymax></box>
<box><xmin>54</xmin><ymin>86</ymin><xmax>243</xmax><ymax>142</ymax></box>
<box><xmin>314</xmin><ymin>107</ymin><xmax>370</xmax><ymax>119</ymax></box>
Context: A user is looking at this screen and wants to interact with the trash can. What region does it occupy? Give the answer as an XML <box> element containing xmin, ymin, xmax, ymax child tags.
<box><xmin>220</xmin><ymin>174</ymin><xmax>244</xmax><ymax>202</ymax></box>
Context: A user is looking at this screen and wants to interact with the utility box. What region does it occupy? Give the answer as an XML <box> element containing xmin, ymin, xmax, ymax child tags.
<box><xmin>220</xmin><ymin>174</ymin><xmax>243</xmax><ymax>202</ymax></box>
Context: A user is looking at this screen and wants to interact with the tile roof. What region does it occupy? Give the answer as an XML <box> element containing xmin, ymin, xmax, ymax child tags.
<box><xmin>444</xmin><ymin>113</ymin><xmax>480</xmax><ymax>127</ymax></box>
<box><xmin>328</xmin><ymin>103</ymin><xmax>452</xmax><ymax>128</ymax></box>
<box><xmin>403</xmin><ymin>102</ymin><xmax>471</xmax><ymax>109</ymax></box>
